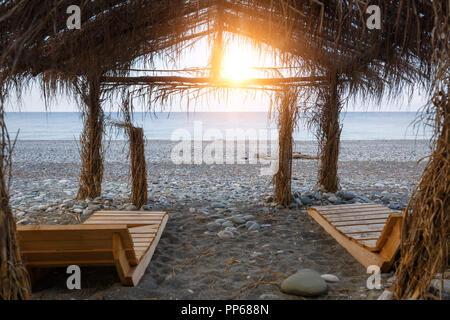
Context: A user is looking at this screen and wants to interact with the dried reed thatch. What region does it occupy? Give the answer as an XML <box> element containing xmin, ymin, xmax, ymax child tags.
<box><xmin>273</xmin><ymin>88</ymin><xmax>298</xmax><ymax>206</ymax></box>
<box><xmin>317</xmin><ymin>71</ymin><xmax>342</xmax><ymax>192</ymax></box>
<box><xmin>127</xmin><ymin>126</ymin><xmax>148</xmax><ymax>209</ymax></box>
<box><xmin>393</xmin><ymin>1</ymin><xmax>449</xmax><ymax>300</ymax></box>
<box><xmin>76</xmin><ymin>74</ymin><xmax>105</xmax><ymax>200</ymax></box>
<box><xmin>113</xmin><ymin>96</ymin><xmax>148</xmax><ymax>209</ymax></box>
<box><xmin>0</xmin><ymin>92</ymin><xmax>30</xmax><ymax>300</ymax></box>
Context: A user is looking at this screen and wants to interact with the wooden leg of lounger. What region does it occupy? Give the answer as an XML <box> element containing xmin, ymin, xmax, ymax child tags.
<box><xmin>112</xmin><ymin>233</ymin><xmax>133</xmax><ymax>286</ymax></box>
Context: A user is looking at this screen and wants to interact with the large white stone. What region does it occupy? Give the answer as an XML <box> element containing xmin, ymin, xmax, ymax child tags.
<box><xmin>281</xmin><ymin>269</ymin><xmax>328</xmax><ymax>297</ymax></box>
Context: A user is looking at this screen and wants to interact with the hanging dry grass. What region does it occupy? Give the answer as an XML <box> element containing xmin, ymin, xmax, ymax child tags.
<box><xmin>273</xmin><ymin>88</ymin><xmax>298</xmax><ymax>206</ymax></box>
<box><xmin>0</xmin><ymin>93</ymin><xmax>30</xmax><ymax>300</ymax></box>
<box><xmin>393</xmin><ymin>92</ymin><xmax>449</xmax><ymax>299</ymax></box>
<box><xmin>76</xmin><ymin>74</ymin><xmax>105</xmax><ymax>200</ymax></box>
<box><xmin>111</xmin><ymin>95</ymin><xmax>148</xmax><ymax>209</ymax></box>
<box><xmin>128</xmin><ymin>126</ymin><xmax>148</xmax><ymax>209</ymax></box>
<box><xmin>317</xmin><ymin>71</ymin><xmax>342</xmax><ymax>192</ymax></box>
<box><xmin>393</xmin><ymin>1</ymin><xmax>449</xmax><ymax>299</ymax></box>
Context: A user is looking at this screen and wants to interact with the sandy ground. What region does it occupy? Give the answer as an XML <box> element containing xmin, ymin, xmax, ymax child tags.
<box><xmin>9</xmin><ymin>140</ymin><xmax>429</xmax><ymax>300</ymax></box>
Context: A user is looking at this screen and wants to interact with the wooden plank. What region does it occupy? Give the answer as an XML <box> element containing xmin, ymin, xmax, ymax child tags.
<box><xmin>113</xmin><ymin>233</ymin><xmax>132</xmax><ymax>285</ymax></box>
<box><xmin>359</xmin><ymin>239</ymin><xmax>378</xmax><ymax>248</ymax></box>
<box><xmin>92</xmin><ymin>213</ymin><xmax>166</xmax><ymax>218</ymax></box>
<box><xmin>17</xmin><ymin>225</ymin><xmax>133</xmax><ymax>248</ymax></box>
<box><xmin>129</xmin><ymin>229</ymin><xmax>158</xmax><ymax>234</ymax></box>
<box><xmin>24</xmin><ymin>260</ymin><xmax>115</xmax><ymax>267</ymax></box>
<box><xmin>88</xmin><ymin>215</ymin><xmax>163</xmax><ymax>221</ymax></box>
<box><xmin>129</xmin><ymin>225</ymin><xmax>160</xmax><ymax>233</ymax></box>
<box><xmin>336</xmin><ymin>224</ymin><xmax>386</xmax><ymax>234</ymax></box>
<box><xmin>321</xmin><ymin>208</ymin><xmax>393</xmax><ymax>215</ymax></box>
<box><xmin>21</xmin><ymin>250</ymin><xmax>115</xmax><ymax>263</ymax></box>
<box><xmin>350</xmin><ymin>232</ymin><xmax>381</xmax><ymax>240</ymax></box>
<box><xmin>84</xmin><ymin>221</ymin><xmax>161</xmax><ymax>227</ymax></box>
<box><xmin>332</xmin><ymin>219</ymin><xmax>388</xmax><ymax>227</ymax></box>
<box><xmin>377</xmin><ymin>214</ymin><xmax>403</xmax><ymax>271</ymax></box>
<box><xmin>311</xmin><ymin>203</ymin><xmax>381</xmax><ymax>210</ymax></box>
<box><xmin>126</xmin><ymin>214</ymin><xmax>169</xmax><ymax>286</ymax></box>
<box><xmin>19</xmin><ymin>239</ymin><xmax>114</xmax><ymax>251</ymax></box>
<box><xmin>327</xmin><ymin>213</ymin><xmax>391</xmax><ymax>222</ymax></box>
<box><xmin>132</xmin><ymin>236</ymin><xmax>155</xmax><ymax>241</ymax></box>
<box><xmin>307</xmin><ymin>208</ymin><xmax>385</xmax><ymax>269</ymax></box>
<box><xmin>317</xmin><ymin>205</ymin><xmax>386</xmax><ymax>212</ymax></box>
<box><xmin>95</xmin><ymin>211</ymin><xmax>167</xmax><ymax>215</ymax></box>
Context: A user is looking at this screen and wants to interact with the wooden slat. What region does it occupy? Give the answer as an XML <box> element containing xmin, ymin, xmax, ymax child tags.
<box><xmin>359</xmin><ymin>239</ymin><xmax>378</xmax><ymax>247</ymax></box>
<box><xmin>125</xmin><ymin>214</ymin><xmax>169</xmax><ymax>285</ymax></box>
<box><xmin>131</xmin><ymin>234</ymin><xmax>156</xmax><ymax>239</ymax></box>
<box><xmin>350</xmin><ymin>232</ymin><xmax>382</xmax><ymax>240</ymax></box>
<box><xmin>129</xmin><ymin>229</ymin><xmax>158</xmax><ymax>234</ymax></box>
<box><xmin>332</xmin><ymin>219</ymin><xmax>388</xmax><ymax>227</ymax></box>
<box><xmin>312</xmin><ymin>203</ymin><xmax>381</xmax><ymax>209</ymax></box>
<box><xmin>24</xmin><ymin>260</ymin><xmax>114</xmax><ymax>267</ymax></box>
<box><xmin>321</xmin><ymin>208</ymin><xmax>394</xmax><ymax>215</ymax></box>
<box><xmin>327</xmin><ymin>213</ymin><xmax>391</xmax><ymax>222</ymax></box>
<box><xmin>84</xmin><ymin>221</ymin><xmax>161</xmax><ymax>227</ymax></box>
<box><xmin>21</xmin><ymin>250</ymin><xmax>114</xmax><ymax>263</ymax></box>
<box><xmin>132</xmin><ymin>237</ymin><xmax>155</xmax><ymax>242</ymax></box>
<box><xmin>17</xmin><ymin>225</ymin><xmax>133</xmax><ymax>249</ymax></box>
<box><xmin>19</xmin><ymin>239</ymin><xmax>113</xmax><ymax>251</ymax></box>
<box><xmin>96</xmin><ymin>211</ymin><xmax>166</xmax><ymax>215</ymax></box>
<box><xmin>87</xmin><ymin>216</ymin><xmax>163</xmax><ymax>221</ymax></box>
<box><xmin>336</xmin><ymin>224</ymin><xmax>386</xmax><ymax>234</ymax></box>
<box><xmin>113</xmin><ymin>233</ymin><xmax>132</xmax><ymax>285</ymax></box>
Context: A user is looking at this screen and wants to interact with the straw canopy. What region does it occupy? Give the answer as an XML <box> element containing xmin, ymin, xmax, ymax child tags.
<box><xmin>0</xmin><ymin>0</ymin><xmax>437</xmax><ymax>99</ymax></box>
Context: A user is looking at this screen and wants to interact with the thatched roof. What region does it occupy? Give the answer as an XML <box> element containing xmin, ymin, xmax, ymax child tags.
<box><xmin>0</xmin><ymin>0</ymin><xmax>440</xmax><ymax>102</ymax></box>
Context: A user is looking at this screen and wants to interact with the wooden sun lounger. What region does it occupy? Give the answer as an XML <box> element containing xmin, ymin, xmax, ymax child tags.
<box><xmin>307</xmin><ymin>203</ymin><xmax>403</xmax><ymax>272</ymax></box>
<box><xmin>17</xmin><ymin>211</ymin><xmax>168</xmax><ymax>287</ymax></box>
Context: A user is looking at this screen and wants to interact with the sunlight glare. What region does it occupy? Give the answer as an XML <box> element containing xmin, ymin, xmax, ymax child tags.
<box><xmin>220</xmin><ymin>43</ymin><xmax>261</xmax><ymax>82</ymax></box>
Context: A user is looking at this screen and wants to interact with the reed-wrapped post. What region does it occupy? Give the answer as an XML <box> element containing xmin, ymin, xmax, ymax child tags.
<box><xmin>274</xmin><ymin>90</ymin><xmax>298</xmax><ymax>206</ymax></box>
<box><xmin>128</xmin><ymin>126</ymin><xmax>148</xmax><ymax>209</ymax></box>
<box><xmin>318</xmin><ymin>71</ymin><xmax>341</xmax><ymax>192</ymax></box>
<box><xmin>77</xmin><ymin>74</ymin><xmax>104</xmax><ymax>200</ymax></box>
<box><xmin>0</xmin><ymin>98</ymin><xmax>30</xmax><ymax>300</ymax></box>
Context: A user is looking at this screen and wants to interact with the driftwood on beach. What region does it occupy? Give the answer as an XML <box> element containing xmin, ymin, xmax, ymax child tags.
<box><xmin>254</xmin><ymin>153</ymin><xmax>319</xmax><ymax>160</ymax></box>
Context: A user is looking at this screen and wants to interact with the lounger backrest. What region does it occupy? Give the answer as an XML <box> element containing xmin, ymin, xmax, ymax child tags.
<box><xmin>17</xmin><ymin>224</ymin><xmax>137</xmax><ymax>267</ymax></box>
<box><xmin>375</xmin><ymin>213</ymin><xmax>403</xmax><ymax>266</ymax></box>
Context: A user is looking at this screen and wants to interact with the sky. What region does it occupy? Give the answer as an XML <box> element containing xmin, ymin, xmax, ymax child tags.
<box><xmin>6</xmin><ymin>36</ymin><xmax>429</xmax><ymax>113</ymax></box>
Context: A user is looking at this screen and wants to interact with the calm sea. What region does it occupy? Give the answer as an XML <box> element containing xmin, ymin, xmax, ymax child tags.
<box><xmin>4</xmin><ymin>112</ymin><xmax>431</xmax><ymax>141</ymax></box>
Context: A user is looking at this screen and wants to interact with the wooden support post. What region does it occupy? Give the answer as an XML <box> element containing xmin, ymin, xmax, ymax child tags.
<box><xmin>77</xmin><ymin>74</ymin><xmax>104</xmax><ymax>200</ymax></box>
<box><xmin>0</xmin><ymin>93</ymin><xmax>31</xmax><ymax>299</ymax></box>
<box><xmin>129</xmin><ymin>126</ymin><xmax>148</xmax><ymax>209</ymax></box>
<box><xmin>274</xmin><ymin>90</ymin><xmax>298</xmax><ymax>206</ymax></box>
<box><xmin>318</xmin><ymin>71</ymin><xmax>341</xmax><ymax>192</ymax></box>
<box><xmin>112</xmin><ymin>233</ymin><xmax>132</xmax><ymax>286</ymax></box>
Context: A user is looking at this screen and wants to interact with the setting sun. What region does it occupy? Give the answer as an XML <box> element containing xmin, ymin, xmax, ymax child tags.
<box><xmin>220</xmin><ymin>43</ymin><xmax>260</xmax><ymax>82</ymax></box>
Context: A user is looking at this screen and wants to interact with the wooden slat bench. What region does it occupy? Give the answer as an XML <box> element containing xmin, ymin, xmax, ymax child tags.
<box><xmin>17</xmin><ymin>211</ymin><xmax>168</xmax><ymax>287</ymax></box>
<box><xmin>307</xmin><ymin>203</ymin><xmax>403</xmax><ymax>272</ymax></box>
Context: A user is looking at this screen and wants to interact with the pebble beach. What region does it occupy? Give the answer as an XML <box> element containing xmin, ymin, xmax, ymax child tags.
<box><xmin>11</xmin><ymin>139</ymin><xmax>431</xmax><ymax>299</ymax></box>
